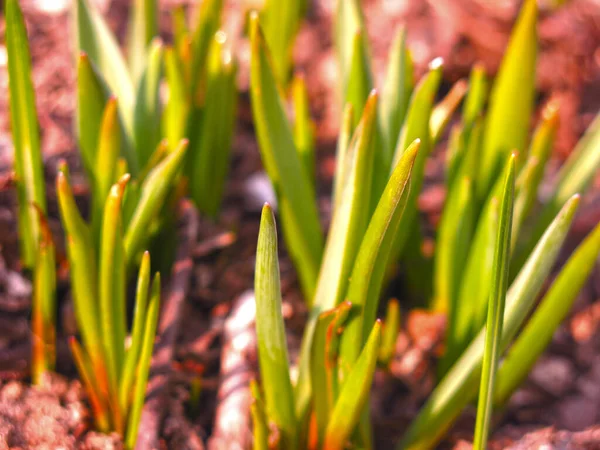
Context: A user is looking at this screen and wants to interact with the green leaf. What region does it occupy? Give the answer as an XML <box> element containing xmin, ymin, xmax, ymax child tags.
<box><xmin>473</xmin><ymin>155</ymin><xmax>515</xmax><ymax>450</ymax></box>
<box><xmin>6</xmin><ymin>0</ymin><xmax>47</xmax><ymax>269</ymax></box>
<box><xmin>462</xmin><ymin>63</ymin><xmax>488</xmax><ymax>130</ymax></box>
<box><xmin>477</xmin><ymin>0</ymin><xmax>537</xmax><ymax>200</ymax></box>
<box><xmin>512</xmin><ymin>101</ymin><xmax>559</xmax><ymax>241</ymax></box>
<box><xmin>261</xmin><ymin>0</ymin><xmax>304</xmax><ymax>83</ymax></box>
<box><xmin>254</xmin><ymin>204</ymin><xmax>298</xmax><ymax>449</ymax></box>
<box><xmin>430</xmin><ymin>79</ymin><xmax>468</xmax><ymax>145</ymax></box>
<box><xmin>99</xmin><ymin>175</ymin><xmax>129</xmax><ymax>434</ymax></box>
<box><xmin>92</xmin><ymin>97</ymin><xmax>121</xmax><ymax>246</ymax></box>
<box><xmin>189</xmin><ymin>0</ymin><xmax>223</xmax><ymax>104</ymax></box>
<box><xmin>334</xmin><ymin>0</ymin><xmax>367</xmax><ymax>95</ymax></box>
<box><xmin>379</xmin><ymin>299</ymin><xmax>400</xmax><ymax>367</ymax></box>
<box><xmin>332</xmin><ymin>104</ymin><xmax>354</xmax><ymax>212</ymax></box>
<box><xmin>190</xmin><ymin>32</ymin><xmax>238</xmax><ymax>217</ymax></box>
<box><xmin>76</xmin><ymin>52</ymin><xmax>109</xmax><ymax>185</ymax></box>
<box><xmin>292</xmin><ymin>74</ymin><xmax>316</xmax><ymax>187</ymax></box>
<box><xmin>249</xmin><ymin>13</ymin><xmax>323</xmax><ymax>301</ymax></box>
<box><xmin>324</xmin><ymin>320</ymin><xmax>381</xmax><ymax>450</ymax></box>
<box><xmin>432</xmin><ymin>176</ymin><xmax>474</xmax><ymax>313</ymax></box>
<box><xmin>389</xmin><ymin>59</ymin><xmax>443</xmax><ymax>259</ymax></box>
<box><xmin>124</xmin><ymin>140</ymin><xmax>188</xmax><ymax>267</ymax></box>
<box><xmin>125</xmin><ymin>272</ymin><xmax>161</xmax><ymax>449</ymax></box>
<box><xmin>119</xmin><ymin>251</ymin><xmax>151</xmax><ymax>415</ymax></box>
<box><xmin>69</xmin><ymin>337</ymin><xmax>111</xmax><ymax>432</ymax></box>
<box><xmin>163</xmin><ymin>46</ymin><xmax>190</xmax><ymax>151</ymax></box>
<box><xmin>250</xmin><ymin>380</ymin><xmax>270</xmax><ymax>450</ymax></box>
<box><xmin>337</xmin><ymin>139</ymin><xmax>419</xmax><ymax>378</ymax></box>
<box><xmin>31</xmin><ymin>207</ymin><xmax>56</xmax><ymax>385</ymax></box>
<box><xmin>127</xmin><ymin>0</ymin><xmax>158</xmax><ymax>85</ymax></box>
<box><xmin>56</xmin><ymin>164</ymin><xmax>103</xmax><ymax>369</ymax></box>
<box><xmin>73</xmin><ymin>0</ymin><xmax>136</xmax><ymax>164</ymax></box>
<box><xmin>400</xmin><ymin>194</ymin><xmax>579</xmax><ymax>450</ymax></box>
<box><xmin>133</xmin><ymin>39</ymin><xmax>163</xmax><ymax>169</ymax></box>
<box><xmin>495</xmin><ymin>219</ymin><xmax>600</xmax><ymax>406</ymax></box>
<box><xmin>310</xmin><ymin>302</ymin><xmax>353</xmax><ymax>448</ymax></box>
<box><xmin>313</xmin><ymin>92</ymin><xmax>378</xmax><ymax>315</ymax></box>
<box><xmin>379</xmin><ymin>27</ymin><xmax>414</xmax><ymax>161</ymax></box>
<box><xmin>344</xmin><ymin>30</ymin><xmax>373</xmax><ymax>127</ymax></box>
<box><xmin>512</xmin><ymin>111</ymin><xmax>600</xmax><ymax>276</ymax></box>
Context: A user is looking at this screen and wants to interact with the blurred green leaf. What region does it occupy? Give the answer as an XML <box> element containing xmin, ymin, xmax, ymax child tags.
<box><xmin>31</xmin><ymin>207</ymin><xmax>56</xmax><ymax>385</ymax></box>
<box><xmin>478</xmin><ymin>0</ymin><xmax>537</xmax><ymax>200</ymax></box>
<box><xmin>432</xmin><ymin>176</ymin><xmax>474</xmax><ymax>313</ymax></box>
<box><xmin>335</xmin><ymin>0</ymin><xmax>367</xmax><ymax>96</ymax></box>
<box><xmin>190</xmin><ymin>32</ymin><xmax>238</xmax><ymax>217</ymax></box>
<box><xmin>292</xmin><ymin>74</ymin><xmax>316</xmax><ymax>186</ymax></box>
<box><xmin>73</xmin><ymin>0</ymin><xmax>137</xmax><ymax>172</ymax></box>
<box><xmin>344</xmin><ymin>30</ymin><xmax>373</xmax><ymax>127</ymax></box>
<box><xmin>249</xmin><ymin>14</ymin><xmax>323</xmax><ymax>301</ymax></box>
<box><xmin>134</xmin><ymin>39</ymin><xmax>163</xmax><ymax>169</ymax></box>
<box><xmin>333</xmin><ymin>104</ymin><xmax>355</xmax><ymax>212</ymax></box>
<box><xmin>164</xmin><ymin>46</ymin><xmax>190</xmax><ymax>151</ymax></box>
<box><xmin>250</xmin><ymin>380</ymin><xmax>270</xmax><ymax>450</ymax></box>
<box><xmin>6</xmin><ymin>0</ymin><xmax>47</xmax><ymax>269</ymax></box>
<box><xmin>400</xmin><ymin>194</ymin><xmax>579</xmax><ymax>450</ymax></box>
<box><xmin>127</xmin><ymin>0</ymin><xmax>158</xmax><ymax>85</ymax></box>
<box><xmin>473</xmin><ymin>155</ymin><xmax>515</xmax><ymax>450</ymax></box>
<box><xmin>462</xmin><ymin>63</ymin><xmax>488</xmax><ymax>130</ymax></box>
<box><xmin>378</xmin><ymin>299</ymin><xmax>400</xmax><ymax>367</ymax></box>
<box><xmin>125</xmin><ymin>273</ymin><xmax>161</xmax><ymax>449</ymax></box>
<box><xmin>124</xmin><ymin>140</ymin><xmax>188</xmax><ymax>267</ymax></box>
<box><xmin>430</xmin><ymin>79</ymin><xmax>467</xmax><ymax>145</ymax></box>
<box><xmin>324</xmin><ymin>320</ymin><xmax>381</xmax><ymax>450</ymax></box>
<box><xmin>495</xmin><ymin>218</ymin><xmax>600</xmax><ymax>406</ymax></box>
<box><xmin>254</xmin><ymin>204</ymin><xmax>298</xmax><ymax>449</ymax></box>
<box><xmin>338</xmin><ymin>139</ymin><xmax>419</xmax><ymax>378</ymax></box>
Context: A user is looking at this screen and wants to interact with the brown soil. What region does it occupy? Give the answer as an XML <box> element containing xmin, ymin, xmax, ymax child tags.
<box><xmin>0</xmin><ymin>0</ymin><xmax>599</xmax><ymax>449</ymax></box>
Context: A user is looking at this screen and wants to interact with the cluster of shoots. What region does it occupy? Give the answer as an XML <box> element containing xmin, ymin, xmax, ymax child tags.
<box><xmin>6</xmin><ymin>0</ymin><xmax>239</xmax><ymax>446</ymax></box>
<box><xmin>250</xmin><ymin>0</ymin><xmax>600</xmax><ymax>449</ymax></box>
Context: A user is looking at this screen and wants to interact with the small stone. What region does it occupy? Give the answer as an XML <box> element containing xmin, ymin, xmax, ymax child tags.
<box><xmin>558</xmin><ymin>395</ymin><xmax>598</xmax><ymax>431</ymax></box>
<box><xmin>529</xmin><ymin>356</ymin><xmax>575</xmax><ymax>397</ymax></box>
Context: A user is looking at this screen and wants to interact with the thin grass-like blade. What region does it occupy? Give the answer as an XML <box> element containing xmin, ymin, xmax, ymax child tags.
<box><xmin>495</xmin><ymin>219</ymin><xmax>600</xmax><ymax>406</ymax></box>
<box><xmin>512</xmin><ymin>101</ymin><xmax>559</xmax><ymax>241</ymax></box>
<box><xmin>334</xmin><ymin>0</ymin><xmax>367</xmax><ymax>95</ymax></box>
<box><xmin>400</xmin><ymin>194</ymin><xmax>579</xmax><ymax>450</ymax></box>
<box><xmin>292</xmin><ymin>74</ymin><xmax>316</xmax><ymax>186</ymax></box>
<box><xmin>313</xmin><ymin>92</ymin><xmax>377</xmax><ymax>314</ymax></box>
<box><xmin>56</xmin><ymin>164</ymin><xmax>103</xmax><ymax>367</ymax></box>
<box><xmin>261</xmin><ymin>0</ymin><xmax>304</xmax><ymax>83</ymax></box>
<box><xmin>31</xmin><ymin>207</ymin><xmax>56</xmax><ymax>385</ymax></box>
<box><xmin>124</xmin><ymin>140</ymin><xmax>188</xmax><ymax>267</ymax></box>
<box><xmin>127</xmin><ymin>0</ymin><xmax>158</xmax><ymax>84</ymax></box>
<box><xmin>73</xmin><ymin>0</ymin><xmax>136</xmax><ymax>158</ymax></box>
<box><xmin>432</xmin><ymin>176</ymin><xmax>474</xmax><ymax>313</ymax></box>
<box><xmin>190</xmin><ymin>32</ymin><xmax>238</xmax><ymax>217</ymax></box>
<box><xmin>250</xmin><ymin>380</ymin><xmax>270</xmax><ymax>450</ymax></box>
<box><xmin>378</xmin><ymin>299</ymin><xmax>400</xmax><ymax>367</ymax></box>
<box><xmin>344</xmin><ymin>30</ymin><xmax>373</xmax><ymax>126</ymax></box>
<box><xmin>133</xmin><ymin>39</ymin><xmax>163</xmax><ymax>169</ymax></box>
<box><xmin>69</xmin><ymin>337</ymin><xmax>111</xmax><ymax>432</ymax></box>
<box><xmin>6</xmin><ymin>0</ymin><xmax>47</xmax><ymax>269</ymax></box>
<box><xmin>125</xmin><ymin>273</ymin><xmax>161</xmax><ymax>449</ymax></box>
<box><xmin>380</xmin><ymin>27</ymin><xmax>413</xmax><ymax>161</ymax></box>
<box><xmin>332</xmin><ymin>104</ymin><xmax>354</xmax><ymax>212</ymax></box>
<box><xmin>477</xmin><ymin>0</ymin><xmax>537</xmax><ymax>200</ymax></box>
<box><xmin>92</xmin><ymin>97</ymin><xmax>120</xmax><ymax>246</ymax></box>
<box><xmin>389</xmin><ymin>59</ymin><xmax>443</xmax><ymax>259</ymax></box>
<box><xmin>324</xmin><ymin>320</ymin><xmax>381</xmax><ymax>450</ymax></box>
<box><xmin>513</xmin><ymin>112</ymin><xmax>600</xmax><ymax>274</ymax></box>
<box><xmin>462</xmin><ymin>63</ymin><xmax>488</xmax><ymax>131</ymax></box>
<box><xmin>473</xmin><ymin>155</ymin><xmax>515</xmax><ymax>450</ymax></box>
<box><xmin>337</xmin><ymin>140</ymin><xmax>419</xmax><ymax>377</ymax></box>
<box><xmin>99</xmin><ymin>176</ymin><xmax>129</xmax><ymax>434</ymax></box>
<box><xmin>189</xmin><ymin>0</ymin><xmax>223</xmax><ymax>104</ymax></box>
<box><xmin>119</xmin><ymin>251</ymin><xmax>151</xmax><ymax>414</ymax></box>
<box><xmin>249</xmin><ymin>14</ymin><xmax>323</xmax><ymax>301</ymax></box>
<box><xmin>254</xmin><ymin>204</ymin><xmax>298</xmax><ymax>449</ymax></box>
<box><xmin>164</xmin><ymin>47</ymin><xmax>190</xmax><ymax>151</ymax></box>
<box><xmin>430</xmin><ymin>79</ymin><xmax>468</xmax><ymax>145</ymax></box>
<box><xmin>76</xmin><ymin>53</ymin><xmax>109</xmax><ymax>184</ymax></box>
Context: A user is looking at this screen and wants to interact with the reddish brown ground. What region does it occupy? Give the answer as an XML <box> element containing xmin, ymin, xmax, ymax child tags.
<box><xmin>0</xmin><ymin>0</ymin><xmax>599</xmax><ymax>448</ymax></box>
